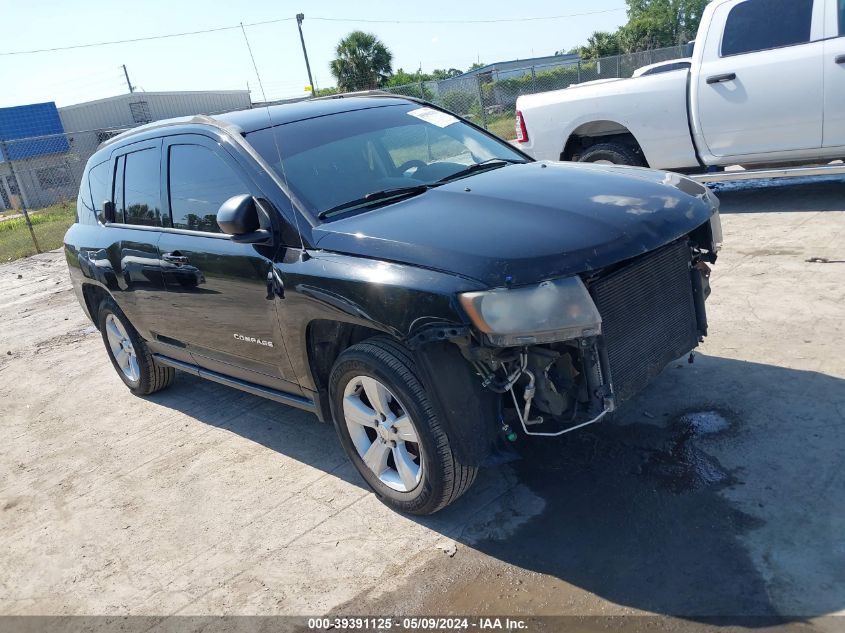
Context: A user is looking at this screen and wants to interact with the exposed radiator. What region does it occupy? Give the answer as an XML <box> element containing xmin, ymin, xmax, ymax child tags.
<box><xmin>589</xmin><ymin>239</ymin><xmax>699</xmax><ymax>403</ymax></box>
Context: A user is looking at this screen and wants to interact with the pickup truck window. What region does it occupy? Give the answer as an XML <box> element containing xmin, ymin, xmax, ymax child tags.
<box><xmin>721</xmin><ymin>0</ymin><xmax>813</xmax><ymax>57</ymax></box>
<box><xmin>639</xmin><ymin>61</ymin><xmax>692</xmax><ymax>76</ymax></box>
<box><xmin>168</xmin><ymin>144</ymin><xmax>246</xmax><ymax>233</ymax></box>
<box><xmin>840</xmin><ymin>0</ymin><xmax>845</xmax><ymax>35</ymax></box>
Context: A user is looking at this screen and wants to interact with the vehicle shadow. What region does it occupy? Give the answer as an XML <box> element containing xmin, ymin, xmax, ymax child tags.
<box><xmin>148</xmin><ymin>353</ymin><xmax>845</xmax><ymax>624</ymax></box>
<box><xmin>713</xmin><ymin>174</ymin><xmax>845</xmax><ymax>214</ymax></box>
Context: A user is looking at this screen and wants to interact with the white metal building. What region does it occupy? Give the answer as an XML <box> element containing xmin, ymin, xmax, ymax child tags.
<box><xmin>59</xmin><ymin>90</ymin><xmax>252</xmax><ymax>166</ymax></box>
<box><xmin>0</xmin><ymin>91</ymin><xmax>252</xmax><ymax>211</ymax></box>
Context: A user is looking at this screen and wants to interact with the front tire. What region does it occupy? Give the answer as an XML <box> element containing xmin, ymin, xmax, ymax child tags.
<box><xmin>579</xmin><ymin>141</ymin><xmax>645</xmax><ymax>166</ymax></box>
<box><xmin>98</xmin><ymin>297</ymin><xmax>175</xmax><ymax>396</ymax></box>
<box><xmin>329</xmin><ymin>336</ymin><xmax>477</xmax><ymax>515</ymax></box>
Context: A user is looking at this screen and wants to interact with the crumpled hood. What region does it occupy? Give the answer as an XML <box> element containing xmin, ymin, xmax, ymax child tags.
<box><xmin>312</xmin><ymin>161</ymin><xmax>716</xmax><ymax>287</ymax></box>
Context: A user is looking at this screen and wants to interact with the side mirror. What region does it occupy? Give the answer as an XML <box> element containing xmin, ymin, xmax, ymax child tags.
<box><xmin>217</xmin><ymin>194</ymin><xmax>271</xmax><ymax>244</ymax></box>
<box><xmin>103</xmin><ymin>200</ymin><xmax>116</xmax><ymax>223</ymax></box>
<box><xmin>685</xmin><ymin>40</ymin><xmax>696</xmax><ymax>58</ymax></box>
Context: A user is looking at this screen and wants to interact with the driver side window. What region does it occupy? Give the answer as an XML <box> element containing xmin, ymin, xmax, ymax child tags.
<box><xmin>168</xmin><ymin>144</ymin><xmax>247</xmax><ymax>233</ymax></box>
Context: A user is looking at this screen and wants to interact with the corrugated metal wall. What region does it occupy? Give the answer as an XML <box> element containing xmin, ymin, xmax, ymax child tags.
<box><xmin>58</xmin><ymin>91</ymin><xmax>252</xmax><ymax>134</ymax></box>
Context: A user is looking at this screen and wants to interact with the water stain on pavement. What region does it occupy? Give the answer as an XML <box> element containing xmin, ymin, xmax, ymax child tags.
<box><xmin>340</xmin><ymin>410</ymin><xmax>787</xmax><ymax>625</ymax></box>
<box><xmin>639</xmin><ymin>410</ymin><xmax>734</xmax><ymax>493</ymax></box>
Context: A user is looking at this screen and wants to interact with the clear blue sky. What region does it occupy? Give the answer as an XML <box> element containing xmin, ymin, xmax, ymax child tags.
<box><xmin>0</xmin><ymin>0</ymin><xmax>628</xmax><ymax>108</ymax></box>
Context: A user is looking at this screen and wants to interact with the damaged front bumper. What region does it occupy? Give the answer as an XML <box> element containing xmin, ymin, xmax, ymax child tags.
<box><xmin>456</xmin><ymin>234</ymin><xmax>717</xmax><ymax>438</ymax></box>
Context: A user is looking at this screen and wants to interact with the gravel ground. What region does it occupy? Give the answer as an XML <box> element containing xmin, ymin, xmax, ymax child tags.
<box><xmin>1</xmin><ymin>177</ymin><xmax>844</xmax><ymax>631</ymax></box>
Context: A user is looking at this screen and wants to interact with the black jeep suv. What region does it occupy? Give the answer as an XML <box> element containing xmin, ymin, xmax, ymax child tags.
<box><xmin>65</xmin><ymin>96</ymin><xmax>721</xmax><ymax>514</ymax></box>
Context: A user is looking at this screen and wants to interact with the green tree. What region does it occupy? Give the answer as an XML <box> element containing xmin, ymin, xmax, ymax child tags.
<box><xmin>467</xmin><ymin>62</ymin><xmax>486</xmax><ymax>72</ymax></box>
<box><xmin>431</xmin><ymin>68</ymin><xmax>462</xmax><ymax>80</ymax></box>
<box><xmin>330</xmin><ymin>31</ymin><xmax>393</xmax><ymax>91</ymax></box>
<box><xmin>314</xmin><ymin>86</ymin><xmax>340</xmax><ymax>97</ymax></box>
<box><xmin>386</xmin><ymin>68</ymin><xmax>428</xmax><ymax>87</ymax></box>
<box><xmin>578</xmin><ymin>31</ymin><xmax>622</xmax><ymax>60</ymax></box>
<box><xmin>571</xmin><ymin>0</ymin><xmax>709</xmax><ymax>57</ymax></box>
<box><xmin>621</xmin><ymin>0</ymin><xmax>709</xmax><ymax>50</ymax></box>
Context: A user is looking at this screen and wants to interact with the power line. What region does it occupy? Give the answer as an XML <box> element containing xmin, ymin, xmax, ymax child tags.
<box><xmin>0</xmin><ymin>17</ymin><xmax>295</xmax><ymax>56</ymax></box>
<box><xmin>308</xmin><ymin>8</ymin><xmax>626</xmax><ymax>24</ymax></box>
<box><xmin>0</xmin><ymin>8</ymin><xmax>625</xmax><ymax>56</ymax></box>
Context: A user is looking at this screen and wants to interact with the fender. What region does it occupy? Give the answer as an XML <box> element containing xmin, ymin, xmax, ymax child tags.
<box><xmin>413</xmin><ymin>340</ymin><xmax>499</xmax><ymax>467</ymax></box>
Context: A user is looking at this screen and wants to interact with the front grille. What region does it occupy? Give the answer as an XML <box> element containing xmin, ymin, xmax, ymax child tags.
<box><xmin>589</xmin><ymin>239</ymin><xmax>699</xmax><ymax>402</ymax></box>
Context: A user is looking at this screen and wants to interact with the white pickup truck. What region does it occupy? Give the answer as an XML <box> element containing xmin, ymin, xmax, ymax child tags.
<box><xmin>515</xmin><ymin>0</ymin><xmax>845</xmax><ymax>181</ymax></box>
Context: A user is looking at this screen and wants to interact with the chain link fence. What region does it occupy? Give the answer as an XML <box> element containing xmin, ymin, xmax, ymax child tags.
<box><xmin>0</xmin><ymin>135</ymin><xmax>79</xmax><ymax>262</ymax></box>
<box><xmin>1</xmin><ymin>45</ymin><xmax>686</xmax><ymax>262</ymax></box>
<box><xmin>383</xmin><ymin>45</ymin><xmax>687</xmax><ymax>140</ymax></box>
<box><xmin>1</xmin><ymin>92</ymin><xmax>253</xmax><ymax>262</ymax></box>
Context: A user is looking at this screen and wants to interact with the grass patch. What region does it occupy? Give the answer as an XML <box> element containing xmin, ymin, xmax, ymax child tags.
<box><xmin>485</xmin><ymin>113</ymin><xmax>517</xmax><ymax>141</ymax></box>
<box><xmin>0</xmin><ymin>202</ymin><xmax>76</xmax><ymax>262</ymax></box>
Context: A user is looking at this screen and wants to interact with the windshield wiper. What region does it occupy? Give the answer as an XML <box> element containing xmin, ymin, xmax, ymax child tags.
<box><xmin>318</xmin><ymin>185</ymin><xmax>431</xmax><ymax>219</ymax></box>
<box><xmin>436</xmin><ymin>158</ymin><xmax>526</xmax><ymax>184</ymax></box>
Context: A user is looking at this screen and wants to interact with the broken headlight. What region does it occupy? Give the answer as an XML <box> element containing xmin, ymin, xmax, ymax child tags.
<box><xmin>459</xmin><ymin>276</ymin><xmax>602</xmax><ymax>347</ymax></box>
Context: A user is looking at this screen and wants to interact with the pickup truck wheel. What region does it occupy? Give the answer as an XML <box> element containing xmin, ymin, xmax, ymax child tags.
<box><xmin>97</xmin><ymin>298</ymin><xmax>175</xmax><ymax>396</ymax></box>
<box><xmin>579</xmin><ymin>142</ymin><xmax>645</xmax><ymax>167</ymax></box>
<box><xmin>329</xmin><ymin>336</ymin><xmax>477</xmax><ymax>515</ymax></box>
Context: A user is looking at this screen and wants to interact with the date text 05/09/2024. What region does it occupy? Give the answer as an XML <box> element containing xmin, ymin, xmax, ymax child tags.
<box><xmin>307</xmin><ymin>617</ymin><xmax>529</xmax><ymax>631</ymax></box>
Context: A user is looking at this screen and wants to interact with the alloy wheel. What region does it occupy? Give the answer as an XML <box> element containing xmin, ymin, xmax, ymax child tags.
<box><xmin>105</xmin><ymin>314</ymin><xmax>140</xmax><ymax>382</ymax></box>
<box><xmin>343</xmin><ymin>375</ymin><xmax>423</xmax><ymax>492</ymax></box>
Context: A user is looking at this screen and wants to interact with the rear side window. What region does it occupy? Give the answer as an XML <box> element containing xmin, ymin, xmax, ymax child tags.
<box><xmin>113</xmin><ymin>155</ymin><xmax>125</xmax><ymax>223</ymax></box>
<box><xmin>168</xmin><ymin>144</ymin><xmax>247</xmax><ymax>233</ymax></box>
<box><xmin>87</xmin><ymin>161</ymin><xmax>110</xmax><ymax>219</ymax></box>
<box><xmin>121</xmin><ymin>148</ymin><xmax>163</xmax><ymax>227</ymax></box>
<box><xmin>721</xmin><ymin>0</ymin><xmax>813</xmax><ymax>56</ymax></box>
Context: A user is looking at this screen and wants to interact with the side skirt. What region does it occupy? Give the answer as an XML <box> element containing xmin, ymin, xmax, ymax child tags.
<box><xmin>153</xmin><ymin>354</ymin><xmax>318</xmax><ymax>414</ymax></box>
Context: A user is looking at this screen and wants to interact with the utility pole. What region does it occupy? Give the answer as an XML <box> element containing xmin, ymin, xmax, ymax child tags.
<box><xmin>296</xmin><ymin>14</ymin><xmax>315</xmax><ymax>96</ymax></box>
<box><xmin>122</xmin><ymin>65</ymin><xmax>134</xmax><ymax>93</ymax></box>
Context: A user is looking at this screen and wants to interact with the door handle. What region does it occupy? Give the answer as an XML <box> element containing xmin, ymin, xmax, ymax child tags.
<box><xmin>162</xmin><ymin>252</ymin><xmax>189</xmax><ymax>265</ymax></box>
<box><xmin>836</xmin><ymin>54</ymin><xmax>845</xmax><ymax>65</ymax></box>
<box><xmin>707</xmin><ymin>72</ymin><xmax>736</xmax><ymax>84</ymax></box>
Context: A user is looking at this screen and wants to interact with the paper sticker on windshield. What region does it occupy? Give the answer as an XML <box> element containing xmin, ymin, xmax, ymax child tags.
<box><xmin>407</xmin><ymin>107</ymin><xmax>458</xmax><ymax>128</ymax></box>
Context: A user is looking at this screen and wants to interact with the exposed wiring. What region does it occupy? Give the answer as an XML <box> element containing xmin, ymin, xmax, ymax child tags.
<box><xmin>476</xmin><ymin>352</ymin><xmax>527</xmax><ymax>394</ymax></box>
<box><xmin>509</xmin><ymin>387</ymin><xmax>609</xmax><ymax>437</ymax></box>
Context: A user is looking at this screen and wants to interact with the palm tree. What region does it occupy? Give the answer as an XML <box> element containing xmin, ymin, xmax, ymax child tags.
<box><xmin>330</xmin><ymin>31</ymin><xmax>393</xmax><ymax>92</ymax></box>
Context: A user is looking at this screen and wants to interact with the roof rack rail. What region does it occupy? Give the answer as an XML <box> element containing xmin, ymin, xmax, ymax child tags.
<box><xmin>310</xmin><ymin>89</ymin><xmax>425</xmax><ymax>103</ymax></box>
<box><xmin>98</xmin><ymin>114</ymin><xmax>243</xmax><ymax>150</ymax></box>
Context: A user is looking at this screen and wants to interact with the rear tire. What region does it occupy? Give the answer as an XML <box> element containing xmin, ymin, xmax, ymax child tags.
<box><xmin>579</xmin><ymin>142</ymin><xmax>645</xmax><ymax>166</ymax></box>
<box><xmin>97</xmin><ymin>297</ymin><xmax>175</xmax><ymax>396</ymax></box>
<box><xmin>329</xmin><ymin>336</ymin><xmax>476</xmax><ymax>515</ymax></box>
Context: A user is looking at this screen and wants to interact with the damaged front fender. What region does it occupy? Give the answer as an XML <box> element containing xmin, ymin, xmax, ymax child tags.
<box><xmin>413</xmin><ymin>340</ymin><xmax>500</xmax><ymax>467</ymax></box>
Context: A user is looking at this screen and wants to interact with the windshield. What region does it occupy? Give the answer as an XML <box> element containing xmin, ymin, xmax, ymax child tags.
<box><xmin>245</xmin><ymin>103</ymin><xmax>527</xmax><ymax>220</ymax></box>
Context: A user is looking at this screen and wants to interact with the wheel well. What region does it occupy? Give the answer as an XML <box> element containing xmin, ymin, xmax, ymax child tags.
<box><xmin>81</xmin><ymin>284</ymin><xmax>111</xmax><ymax>325</ymax></box>
<box><xmin>561</xmin><ymin>121</ymin><xmax>646</xmax><ymax>163</ymax></box>
<box><xmin>306</xmin><ymin>320</ymin><xmax>387</xmax><ymax>416</ymax></box>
